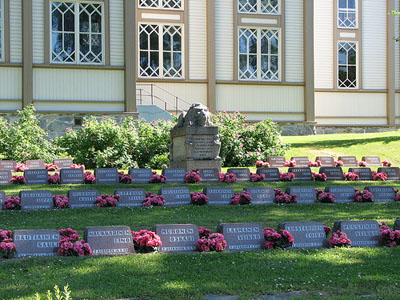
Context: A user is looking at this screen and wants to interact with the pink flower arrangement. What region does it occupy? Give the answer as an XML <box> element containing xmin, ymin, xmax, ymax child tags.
<box><xmin>142</xmin><ymin>193</ymin><xmax>165</xmax><ymax>207</ymax></box>
<box><xmin>119</xmin><ymin>172</ymin><xmax>133</xmax><ymax>184</ymax></box>
<box><xmin>46</xmin><ymin>163</ymin><xmax>58</xmax><ymax>171</ymax></box>
<box><xmin>150</xmin><ymin>173</ymin><xmax>167</xmax><ymax>184</ymax></box>
<box><xmin>309</xmin><ymin>161</ymin><xmax>321</xmax><ymax>167</ymax></box>
<box><xmin>58</xmin><ymin>228</ymin><xmax>93</xmax><ymax>256</ymax></box>
<box><xmin>162</xmin><ymin>164</ymin><xmax>167</xmax><ymax>169</ymax></box>
<box><xmin>380</xmin><ymin>222</ymin><xmax>400</xmax><ymax>247</ymax></box>
<box><xmin>318</xmin><ymin>192</ymin><xmax>335</xmax><ymax>203</ymax></box>
<box><xmin>382</xmin><ymin>161</ymin><xmax>392</xmax><ymax>167</ymax></box>
<box><xmin>313</xmin><ymin>172</ymin><xmax>327</xmax><ymax>182</ymax></box>
<box><xmin>358</xmin><ymin>161</ymin><xmax>367</xmax><ymax>167</ymax></box>
<box><xmin>284</xmin><ymin>160</ymin><xmax>296</xmax><ymax>167</ymax></box>
<box><xmin>279</xmin><ymin>172</ymin><xmax>295</xmax><ymax>182</ymax></box>
<box><xmin>324</xmin><ymin>226</ymin><xmax>332</xmax><ymax>237</ymax></box>
<box><xmin>354</xmin><ymin>189</ymin><xmax>374</xmax><ymax>202</ymax></box>
<box><xmin>190</xmin><ymin>192</ymin><xmax>208</xmax><ymax>206</ymax></box>
<box><xmin>274</xmin><ymin>188</ymin><xmax>297</xmax><ymax>204</ymax></box>
<box><xmin>3</xmin><ymin>196</ymin><xmax>21</xmax><ymax>210</ymax></box>
<box><xmin>373</xmin><ymin>172</ymin><xmax>387</xmax><ymax>181</ymax></box>
<box><xmin>198</xmin><ymin>226</ymin><xmax>211</xmax><ymax>238</ymax></box>
<box><xmin>219</xmin><ymin>172</ymin><xmax>237</xmax><ymax>183</ymax></box>
<box><xmin>396</xmin><ymin>194</ymin><xmax>400</xmax><ymax>202</ymax></box>
<box><xmin>53</xmin><ymin>195</ymin><xmax>69</xmax><ymax>209</ymax></box>
<box><xmin>329</xmin><ymin>230</ymin><xmax>351</xmax><ymax>247</ymax></box>
<box><xmin>14</xmin><ymin>163</ymin><xmax>27</xmax><ymax>172</ymax></box>
<box><xmin>264</xmin><ymin>228</ymin><xmax>294</xmax><ymax>249</ymax></box>
<box><xmin>84</xmin><ymin>171</ymin><xmax>96</xmax><ymax>184</ymax></box>
<box><xmin>48</xmin><ymin>173</ymin><xmax>61</xmax><ymax>184</ymax></box>
<box><xmin>335</xmin><ymin>160</ymin><xmax>344</xmax><ymax>167</ymax></box>
<box><xmin>132</xmin><ymin>230</ymin><xmax>162</xmax><ymax>253</ymax></box>
<box><xmin>344</xmin><ymin>172</ymin><xmax>359</xmax><ymax>181</ymax></box>
<box><xmin>255</xmin><ymin>161</ymin><xmax>270</xmax><ymax>168</ymax></box>
<box><xmin>0</xmin><ymin>230</ymin><xmax>16</xmax><ymax>259</ymax></box>
<box><xmin>10</xmin><ymin>175</ymin><xmax>26</xmax><ymax>185</ymax></box>
<box><xmin>95</xmin><ymin>194</ymin><xmax>120</xmax><ymax>207</ymax></box>
<box><xmin>250</xmin><ymin>173</ymin><xmax>265</xmax><ymax>182</ymax></box>
<box><xmin>230</xmin><ymin>191</ymin><xmax>252</xmax><ymax>205</ymax></box>
<box><xmin>197</xmin><ymin>233</ymin><xmax>227</xmax><ymax>252</ymax></box>
<box><xmin>184</xmin><ymin>171</ymin><xmax>202</xmax><ymax>184</ymax></box>
<box><xmin>71</xmin><ymin>164</ymin><xmax>85</xmax><ymax>170</ymax></box>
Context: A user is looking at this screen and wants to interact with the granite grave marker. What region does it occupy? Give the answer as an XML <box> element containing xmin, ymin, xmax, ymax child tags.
<box><xmin>162</xmin><ymin>168</ymin><xmax>186</xmax><ymax>183</ymax></box>
<box><xmin>0</xmin><ymin>160</ymin><xmax>16</xmax><ymax>170</ymax></box>
<box><xmin>365</xmin><ymin>186</ymin><xmax>396</xmax><ymax>202</ymax></box>
<box><xmin>256</xmin><ymin>168</ymin><xmax>280</xmax><ymax>182</ymax></box>
<box><xmin>217</xmin><ymin>223</ymin><xmax>264</xmax><ymax>251</ymax></box>
<box><xmin>68</xmin><ymin>189</ymin><xmax>100</xmax><ymax>208</ymax></box>
<box><xmin>325</xmin><ymin>186</ymin><xmax>355</xmax><ymax>203</ymax></box>
<box><xmin>348</xmin><ymin>168</ymin><xmax>373</xmax><ymax>181</ymax></box>
<box><xmin>159</xmin><ymin>187</ymin><xmax>191</xmax><ymax>206</ymax></box>
<box><xmin>94</xmin><ymin>168</ymin><xmax>119</xmax><ymax>184</ymax></box>
<box><xmin>278</xmin><ymin>221</ymin><xmax>327</xmax><ymax>248</ymax></box>
<box><xmin>243</xmin><ymin>187</ymin><xmax>275</xmax><ymax>204</ymax></box>
<box><xmin>286</xmin><ymin>186</ymin><xmax>317</xmax><ymax>204</ymax></box>
<box><xmin>0</xmin><ymin>170</ymin><xmax>11</xmax><ymax>184</ymax></box>
<box><xmin>337</xmin><ymin>156</ymin><xmax>357</xmax><ymax>167</ymax></box>
<box><xmin>290</xmin><ymin>156</ymin><xmax>310</xmax><ymax>167</ymax></box>
<box><xmin>377</xmin><ymin>167</ymin><xmax>400</xmax><ymax>180</ymax></box>
<box><xmin>203</xmin><ymin>187</ymin><xmax>234</xmax><ymax>205</ymax></box>
<box><xmin>0</xmin><ymin>191</ymin><xmax>5</xmax><ymax>209</ymax></box>
<box><xmin>266</xmin><ymin>156</ymin><xmax>285</xmax><ymax>168</ymax></box>
<box><xmin>24</xmin><ymin>169</ymin><xmax>48</xmax><ymax>185</ymax></box>
<box><xmin>154</xmin><ymin>224</ymin><xmax>198</xmax><ymax>253</ymax></box>
<box><xmin>60</xmin><ymin>168</ymin><xmax>84</xmax><ymax>184</ymax></box>
<box><xmin>361</xmin><ymin>156</ymin><xmax>381</xmax><ymax>166</ymax></box>
<box><xmin>20</xmin><ymin>190</ymin><xmax>53</xmax><ymax>210</ymax></box>
<box><xmin>320</xmin><ymin>167</ymin><xmax>344</xmax><ymax>181</ymax></box>
<box><xmin>226</xmin><ymin>168</ymin><xmax>251</xmax><ymax>182</ymax></box>
<box><xmin>26</xmin><ymin>160</ymin><xmax>46</xmax><ymax>170</ymax></box>
<box><xmin>53</xmin><ymin>158</ymin><xmax>73</xmax><ymax>169</ymax></box>
<box><xmin>198</xmin><ymin>168</ymin><xmax>220</xmax><ymax>183</ymax></box>
<box><xmin>115</xmin><ymin>189</ymin><xmax>146</xmax><ymax>207</ymax></box>
<box><xmin>288</xmin><ymin>167</ymin><xmax>313</xmax><ymax>181</ymax></box>
<box><xmin>315</xmin><ymin>156</ymin><xmax>335</xmax><ymax>167</ymax></box>
<box><xmin>129</xmin><ymin>168</ymin><xmax>153</xmax><ymax>183</ymax></box>
<box><xmin>394</xmin><ymin>219</ymin><xmax>400</xmax><ymax>230</ymax></box>
<box><xmin>333</xmin><ymin>220</ymin><xmax>381</xmax><ymax>247</ymax></box>
<box><xmin>13</xmin><ymin>229</ymin><xmax>60</xmax><ymax>258</ymax></box>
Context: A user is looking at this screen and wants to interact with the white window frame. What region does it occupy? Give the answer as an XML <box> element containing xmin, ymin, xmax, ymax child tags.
<box><xmin>238</xmin><ymin>27</ymin><xmax>281</xmax><ymax>82</ymax></box>
<box><xmin>337</xmin><ymin>41</ymin><xmax>358</xmax><ymax>89</ymax></box>
<box><xmin>50</xmin><ymin>0</ymin><xmax>105</xmax><ymax>65</ymax></box>
<box><xmin>138</xmin><ymin>0</ymin><xmax>184</xmax><ymax>11</ymax></box>
<box><xmin>337</xmin><ymin>0</ymin><xmax>357</xmax><ymax>29</ymax></box>
<box><xmin>138</xmin><ymin>22</ymin><xmax>185</xmax><ymax>79</ymax></box>
<box><xmin>0</xmin><ymin>0</ymin><xmax>4</xmax><ymax>62</ymax></box>
<box><xmin>238</xmin><ymin>0</ymin><xmax>280</xmax><ymax>15</ymax></box>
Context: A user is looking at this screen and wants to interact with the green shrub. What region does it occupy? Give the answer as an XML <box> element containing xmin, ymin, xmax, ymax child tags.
<box><xmin>35</xmin><ymin>285</ymin><xmax>71</xmax><ymax>300</ymax></box>
<box><xmin>0</xmin><ymin>105</ymin><xmax>56</xmax><ymax>163</ymax></box>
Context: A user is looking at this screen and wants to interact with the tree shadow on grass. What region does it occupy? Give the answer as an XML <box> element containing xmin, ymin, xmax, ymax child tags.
<box><xmin>290</xmin><ymin>136</ymin><xmax>400</xmax><ymax>149</ymax></box>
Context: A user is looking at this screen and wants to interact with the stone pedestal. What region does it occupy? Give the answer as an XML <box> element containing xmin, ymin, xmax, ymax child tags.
<box><xmin>169</xmin><ymin>126</ymin><xmax>222</xmax><ymax>172</ymax></box>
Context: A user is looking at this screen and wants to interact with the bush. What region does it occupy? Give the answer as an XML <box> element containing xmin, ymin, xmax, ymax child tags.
<box><xmin>0</xmin><ymin>105</ymin><xmax>56</xmax><ymax>163</ymax></box>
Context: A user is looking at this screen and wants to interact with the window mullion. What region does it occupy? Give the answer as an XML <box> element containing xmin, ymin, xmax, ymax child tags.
<box><xmin>75</xmin><ymin>2</ymin><xmax>79</xmax><ymax>63</ymax></box>
<box><xmin>257</xmin><ymin>28</ymin><xmax>261</xmax><ymax>80</ymax></box>
<box><xmin>159</xmin><ymin>25</ymin><xmax>163</xmax><ymax>78</ymax></box>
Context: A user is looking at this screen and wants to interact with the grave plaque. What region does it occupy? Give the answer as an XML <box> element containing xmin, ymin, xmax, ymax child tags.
<box><xmin>26</xmin><ymin>160</ymin><xmax>46</xmax><ymax>170</ymax></box>
<box><xmin>198</xmin><ymin>168</ymin><xmax>220</xmax><ymax>183</ymax></box>
<box><xmin>290</xmin><ymin>156</ymin><xmax>310</xmax><ymax>167</ymax></box>
<box><xmin>348</xmin><ymin>168</ymin><xmax>373</xmax><ymax>181</ymax></box>
<box><xmin>361</xmin><ymin>156</ymin><xmax>381</xmax><ymax>166</ymax></box>
<box><xmin>84</xmin><ymin>226</ymin><xmax>135</xmax><ymax>255</ymax></box>
<box><xmin>53</xmin><ymin>158</ymin><xmax>73</xmax><ymax>169</ymax></box>
<box><xmin>338</xmin><ymin>156</ymin><xmax>357</xmax><ymax>167</ymax></box>
<box><xmin>286</xmin><ymin>186</ymin><xmax>317</xmax><ymax>204</ymax></box>
<box><xmin>0</xmin><ymin>160</ymin><xmax>16</xmax><ymax>170</ymax></box>
<box><xmin>154</xmin><ymin>224</ymin><xmax>198</xmax><ymax>253</ymax></box>
<box><xmin>288</xmin><ymin>167</ymin><xmax>313</xmax><ymax>181</ymax></box>
<box><xmin>60</xmin><ymin>168</ymin><xmax>84</xmax><ymax>184</ymax></box>
<box><xmin>243</xmin><ymin>187</ymin><xmax>275</xmax><ymax>204</ymax></box>
<box><xmin>226</xmin><ymin>168</ymin><xmax>251</xmax><ymax>182</ymax></box>
<box><xmin>325</xmin><ymin>186</ymin><xmax>355</xmax><ymax>203</ymax></box>
<box><xmin>0</xmin><ymin>170</ymin><xmax>11</xmax><ymax>184</ymax></box>
<box><xmin>159</xmin><ymin>187</ymin><xmax>191</xmax><ymax>206</ymax></box>
<box><xmin>203</xmin><ymin>187</ymin><xmax>234</xmax><ymax>205</ymax></box>
<box><xmin>115</xmin><ymin>189</ymin><xmax>145</xmax><ymax>207</ymax></box>
<box><xmin>320</xmin><ymin>167</ymin><xmax>344</xmax><ymax>181</ymax></box>
<box><xmin>94</xmin><ymin>168</ymin><xmax>119</xmax><ymax>184</ymax></box>
<box><xmin>24</xmin><ymin>169</ymin><xmax>48</xmax><ymax>185</ymax></box>
<box><xmin>266</xmin><ymin>156</ymin><xmax>285</xmax><ymax>168</ymax></box>
<box><xmin>217</xmin><ymin>222</ymin><xmax>264</xmax><ymax>251</ymax></box>
<box><xmin>256</xmin><ymin>168</ymin><xmax>280</xmax><ymax>182</ymax></box>
<box><xmin>162</xmin><ymin>168</ymin><xmax>186</xmax><ymax>183</ymax></box>
<box><xmin>20</xmin><ymin>190</ymin><xmax>53</xmax><ymax>210</ymax></box>
<box><xmin>333</xmin><ymin>220</ymin><xmax>381</xmax><ymax>247</ymax></box>
<box><xmin>0</xmin><ymin>191</ymin><xmax>5</xmax><ymax>209</ymax></box>
<box><xmin>129</xmin><ymin>168</ymin><xmax>152</xmax><ymax>184</ymax></box>
<box><xmin>377</xmin><ymin>167</ymin><xmax>400</xmax><ymax>180</ymax></box>
<box><xmin>394</xmin><ymin>219</ymin><xmax>400</xmax><ymax>230</ymax></box>
<box><xmin>68</xmin><ymin>189</ymin><xmax>99</xmax><ymax>208</ymax></box>
<box><xmin>365</xmin><ymin>186</ymin><xmax>396</xmax><ymax>202</ymax></box>
<box><xmin>13</xmin><ymin>229</ymin><xmax>59</xmax><ymax>258</ymax></box>
<box><xmin>278</xmin><ymin>221</ymin><xmax>327</xmax><ymax>248</ymax></box>
<box><xmin>315</xmin><ymin>156</ymin><xmax>335</xmax><ymax>167</ymax></box>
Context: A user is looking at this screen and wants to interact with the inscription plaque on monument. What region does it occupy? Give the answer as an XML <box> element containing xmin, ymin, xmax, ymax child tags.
<box><xmin>162</xmin><ymin>168</ymin><xmax>186</xmax><ymax>183</ymax></box>
<box><xmin>333</xmin><ymin>220</ymin><xmax>381</xmax><ymax>247</ymax></box>
<box><xmin>394</xmin><ymin>219</ymin><xmax>400</xmax><ymax>230</ymax></box>
<box><xmin>348</xmin><ymin>168</ymin><xmax>373</xmax><ymax>181</ymax></box>
<box><xmin>361</xmin><ymin>156</ymin><xmax>381</xmax><ymax>166</ymax></box>
<box><xmin>24</xmin><ymin>169</ymin><xmax>48</xmax><ymax>185</ymax></box>
<box><xmin>115</xmin><ymin>189</ymin><xmax>145</xmax><ymax>207</ymax></box>
<box><xmin>20</xmin><ymin>190</ymin><xmax>53</xmax><ymax>210</ymax></box>
<box><xmin>129</xmin><ymin>168</ymin><xmax>152</xmax><ymax>184</ymax></box>
<box><xmin>365</xmin><ymin>186</ymin><xmax>396</xmax><ymax>202</ymax></box>
<box><xmin>26</xmin><ymin>160</ymin><xmax>46</xmax><ymax>170</ymax></box>
<box><xmin>226</xmin><ymin>168</ymin><xmax>250</xmax><ymax>182</ymax></box>
<box><xmin>325</xmin><ymin>186</ymin><xmax>355</xmax><ymax>203</ymax></box>
<box><xmin>0</xmin><ymin>191</ymin><xmax>5</xmax><ymax>209</ymax></box>
<box><xmin>198</xmin><ymin>168</ymin><xmax>220</xmax><ymax>183</ymax></box>
<box><xmin>316</xmin><ymin>156</ymin><xmax>335</xmax><ymax>167</ymax></box>
<box><xmin>290</xmin><ymin>157</ymin><xmax>310</xmax><ymax>167</ymax></box>
<box><xmin>53</xmin><ymin>158</ymin><xmax>73</xmax><ymax>169</ymax></box>
<box><xmin>68</xmin><ymin>189</ymin><xmax>100</xmax><ymax>208</ymax></box>
<box><xmin>94</xmin><ymin>168</ymin><xmax>119</xmax><ymax>184</ymax></box>
<box><xmin>154</xmin><ymin>224</ymin><xmax>198</xmax><ymax>253</ymax></box>
<box><xmin>278</xmin><ymin>221</ymin><xmax>327</xmax><ymax>248</ymax></box>
<box><xmin>190</xmin><ymin>135</ymin><xmax>217</xmax><ymax>159</ymax></box>
<box><xmin>266</xmin><ymin>156</ymin><xmax>285</xmax><ymax>168</ymax></box>
<box><xmin>159</xmin><ymin>187</ymin><xmax>191</xmax><ymax>206</ymax></box>
<box><xmin>288</xmin><ymin>167</ymin><xmax>313</xmax><ymax>181</ymax></box>
<box><xmin>60</xmin><ymin>168</ymin><xmax>84</xmax><ymax>184</ymax></box>
<box><xmin>244</xmin><ymin>187</ymin><xmax>275</xmax><ymax>204</ymax></box>
<box><xmin>377</xmin><ymin>167</ymin><xmax>400</xmax><ymax>180</ymax></box>
<box><xmin>338</xmin><ymin>156</ymin><xmax>357</xmax><ymax>167</ymax></box>
<box><xmin>286</xmin><ymin>186</ymin><xmax>316</xmax><ymax>204</ymax></box>
<box><xmin>256</xmin><ymin>168</ymin><xmax>280</xmax><ymax>182</ymax></box>
<box><xmin>0</xmin><ymin>160</ymin><xmax>16</xmax><ymax>170</ymax></box>
<box><xmin>0</xmin><ymin>170</ymin><xmax>11</xmax><ymax>184</ymax></box>
<box><xmin>320</xmin><ymin>167</ymin><xmax>344</xmax><ymax>181</ymax></box>
<box><xmin>217</xmin><ymin>223</ymin><xmax>264</xmax><ymax>251</ymax></box>
<box><xmin>13</xmin><ymin>229</ymin><xmax>60</xmax><ymax>258</ymax></box>
<box><xmin>84</xmin><ymin>226</ymin><xmax>135</xmax><ymax>255</ymax></box>
<box><xmin>203</xmin><ymin>187</ymin><xmax>234</xmax><ymax>205</ymax></box>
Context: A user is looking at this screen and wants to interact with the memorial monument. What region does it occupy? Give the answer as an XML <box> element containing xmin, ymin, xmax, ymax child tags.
<box><xmin>169</xmin><ymin>103</ymin><xmax>222</xmax><ymax>171</ymax></box>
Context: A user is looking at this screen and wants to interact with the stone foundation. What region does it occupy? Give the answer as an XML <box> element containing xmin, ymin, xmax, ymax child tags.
<box><xmin>277</xmin><ymin>122</ymin><xmax>317</xmax><ymax>136</ymax></box>
<box><xmin>316</xmin><ymin>125</ymin><xmax>400</xmax><ymax>135</ymax></box>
